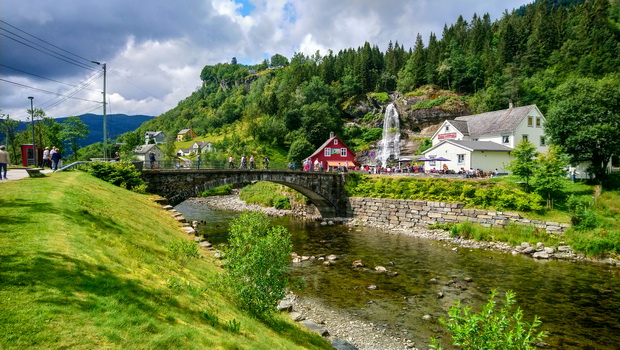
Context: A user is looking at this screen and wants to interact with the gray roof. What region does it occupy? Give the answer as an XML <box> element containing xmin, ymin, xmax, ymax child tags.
<box><xmin>425</xmin><ymin>140</ymin><xmax>513</xmax><ymax>154</ymax></box>
<box><xmin>455</xmin><ymin>105</ymin><xmax>536</xmax><ymax>136</ymax></box>
<box><xmin>178</xmin><ymin>128</ymin><xmax>192</xmax><ymax>134</ymax></box>
<box><xmin>447</xmin><ymin>120</ymin><xmax>470</xmax><ymax>136</ymax></box>
<box><xmin>134</xmin><ymin>144</ymin><xmax>160</xmax><ymax>154</ymax></box>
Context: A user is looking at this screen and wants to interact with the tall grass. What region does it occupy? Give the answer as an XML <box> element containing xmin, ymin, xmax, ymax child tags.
<box><xmin>0</xmin><ymin>172</ymin><xmax>330</xmax><ymax>349</ymax></box>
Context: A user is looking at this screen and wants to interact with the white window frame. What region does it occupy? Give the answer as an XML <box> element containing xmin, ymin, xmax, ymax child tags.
<box><xmin>334</xmin><ymin>139</ymin><xmax>339</xmax><ymax>145</ymax></box>
<box><xmin>341</xmin><ymin>148</ymin><xmax>347</xmax><ymax>157</ymax></box>
<box><xmin>536</xmin><ymin>118</ymin><xmax>541</xmax><ymax>128</ymax></box>
<box><xmin>502</xmin><ymin>135</ymin><xmax>510</xmax><ymax>144</ymax></box>
<box><xmin>457</xmin><ymin>154</ymin><xmax>465</xmax><ymax>164</ymax></box>
<box><xmin>522</xmin><ymin>134</ymin><xmax>529</xmax><ymax>142</ymax></box>
<box><xmin>540</xmin><ymin>136</ymin><xmax>546</xmax><ymax>146</ymax></box>
<box><xmin>445</xmin><ymin>125</ymin><xmax>450</xmax><ymax>131</ymax></box>
<box><xmin>528</xmin><ymin>116</ymin><xmax>533</xmax><ymax>127</ymax></box>
<box><xmin>324</xmin><ymin>148</ymin><xmax>331</xmax><ymax>157</ymax></box>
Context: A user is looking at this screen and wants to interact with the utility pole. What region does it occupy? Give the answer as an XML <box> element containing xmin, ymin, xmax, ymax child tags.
<box><xmin>92</xmin><ymin>61</ymin><xmax>107</xmax><ymax>159</ymax></box>
<box><xmin>28</xmin><ymin>96</ymin><xmax>36</xmax><ymax>166</ymax></box>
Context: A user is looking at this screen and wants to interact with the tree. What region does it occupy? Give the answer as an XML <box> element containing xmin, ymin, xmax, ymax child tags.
<box><xmin>287</xmin><ymin>137</ymin><xmax>314</xmax><ymax>165</ymax></box>
<box><xmin>270</xmin><ymin>53</ymin><xmax>289</xmax><ymax>67</ymax></box>
<box><xmin>533</xmin><ymin>145</ymin><xmax>569</xmax><ymax>208</ymax></box>
<box><xmin>507</xmin><ymin>139</ymin><xmax>538</xmax><ymax>191</ymax></box>
<box><xmin>545</xmin><ymin>75</ymin><xmax>620</xmax><ymax>184</ymax></box>
<box><xmin>224</xmin><ymin>212</ymin><xmax>292</xmax><ymax>316</ymax></box>
<box><xmin>60</xmin><ymin>116</ymin><xmax>89</xmax><ymax>160</ymax></box>
<box><xmin>0</xmin><ymin>116</ymin><xmax>20</xmax><ymax>163</ymax></box>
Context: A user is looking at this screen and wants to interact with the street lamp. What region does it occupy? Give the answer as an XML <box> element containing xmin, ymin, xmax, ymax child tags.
<box><xmin>91</xmin><ymin>61</ymin><xmax>107</xmax><ymax>159</ymax></box>
<box><xmin>28</xmin><ymin>96</ymin><xmax>36</xmax><ymax>166</ymax></box>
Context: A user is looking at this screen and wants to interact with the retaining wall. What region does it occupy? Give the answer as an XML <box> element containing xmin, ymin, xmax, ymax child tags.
<box><xmin>346</xmin><ymin>197</ymin><xmax>569</xmax><ymax>234</ymax></box>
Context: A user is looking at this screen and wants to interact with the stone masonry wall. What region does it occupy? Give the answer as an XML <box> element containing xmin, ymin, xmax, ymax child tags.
<box><xmin>346</xmin><ymin>197</ymin><xmax>569</xmax><ymax>234</ymax></box>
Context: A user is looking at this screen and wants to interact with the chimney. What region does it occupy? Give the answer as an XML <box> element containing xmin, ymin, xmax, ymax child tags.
<box><xmin>330</xmin><ymin>131</ymin><xmax>334</xmax><ymax>138</ymax></box>
<box><xmin>508</xmin><ymin>100</ymin><xmax>514</xmax><ymax>109</ymax></box>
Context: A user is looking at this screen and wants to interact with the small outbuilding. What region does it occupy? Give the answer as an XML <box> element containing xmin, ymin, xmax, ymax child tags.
<box><xmin>134</xmin><ymin>144</ymin><xmax>164</xmax><ymax>167</ymax></box>
<box><xmin>176</xmin><ymin>128</ymin><xmax>198</xmax><ymax>141</ymax></box>
<box><xmin>144</xmin><ymin>131</ymin><xmax>166</xmax><ymax>144</ymax></box>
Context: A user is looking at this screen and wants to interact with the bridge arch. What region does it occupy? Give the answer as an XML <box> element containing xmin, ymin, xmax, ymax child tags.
<box><xmin>141</xmin><ymin>170</ymin><xmax>348</xmax><ymax>217</ymax></box>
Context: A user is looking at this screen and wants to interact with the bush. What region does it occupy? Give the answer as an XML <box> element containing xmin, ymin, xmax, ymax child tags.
<box><xmin>89</xmin><ymin>161</ymin><xmax>146</xmax><ymax>191</ymax></box>
<box><xmin>430</xmin><ymin>290</ymin><xmax>544</xmax><ymax>350</ymax></box>
<box><xmin>223</xmin><ymin>212</ymin><xmax>292</xmax><ymax>317</ymax></box>
<box><xmin>273</xmin><ymin>196</ymin><xmax>291</xmax><ymax>209</ymax></box>
<box><xmin>200</xmin><ymin>184</ymin><xmax>233</xmax><ymax>197</ymax></box>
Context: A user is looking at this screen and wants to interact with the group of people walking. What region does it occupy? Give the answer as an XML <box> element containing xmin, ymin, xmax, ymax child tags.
<box><xmin>228</xmin><ymin>155</ymin><xmax>269</xmax><ymax>169</ymax></box>
<box><xmin>41</xmin><ymin>146</ymin><xmax>62</xmax><ymax>171</ymax></box>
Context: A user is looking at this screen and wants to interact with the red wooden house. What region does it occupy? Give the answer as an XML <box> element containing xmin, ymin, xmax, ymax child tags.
<box><xmin>307</xmin><ymin>133</ymin><xmax>356</xmax><ymax>170</ymax></box>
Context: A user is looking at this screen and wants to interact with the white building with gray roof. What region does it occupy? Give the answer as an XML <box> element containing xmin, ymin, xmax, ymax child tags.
<box><xmin>423</xmin><ymin>104</ymin><xmax>548</xmax><ymax>173</ymax></box>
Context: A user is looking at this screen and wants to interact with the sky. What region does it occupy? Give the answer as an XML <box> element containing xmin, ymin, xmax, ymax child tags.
<box><xmin>1</xmin><ymin>0</ymin><xmax>530</xmax><ymax>121</ymax></box>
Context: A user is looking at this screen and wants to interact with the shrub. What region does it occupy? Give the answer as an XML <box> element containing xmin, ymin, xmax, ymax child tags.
<box><xmin>89</xmin><ymin>161</ymin><xmax>146</xmax><ymax>191</ymax></box>
<box><xmin>223</xmin><ymin>212</ymin><xmax>292</xmax><ymax>317</ymax></box>
<box><xmin>411</xmin><ymin>96</ymin><xmax>448</xmax><ymax>110</ymax></box>
<box><xmin>430</xmin><ymin>290</ymin><xmax>544</xmax><ymax>350</ymax></box>
<box><xmin>273</xmin><ymin>196</ymin><xmax>291</xmax><ymax>209</ymax></box>
<box><xmin>200</xmin><ymin>184</ymin><xmax>233</xmax><ymax>197</ymax></box>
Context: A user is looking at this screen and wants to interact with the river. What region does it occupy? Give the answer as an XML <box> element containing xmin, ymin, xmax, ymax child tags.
<box><xmin>175</xmin><ymin>201</ymin><xmax>620</xmax><ymax>350</ymax></box>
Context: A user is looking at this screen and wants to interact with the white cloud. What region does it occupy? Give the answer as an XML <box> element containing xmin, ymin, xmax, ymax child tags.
<box><xmin>0</xmin><ymin>0</ymin><xmax>530</xmax><ymax>121</ymax></box>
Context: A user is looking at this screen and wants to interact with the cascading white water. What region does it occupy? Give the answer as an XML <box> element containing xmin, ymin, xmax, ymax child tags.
<box><xmin>377</xmin><ymin>103</ymin><xmax>400</xmax><ymax>168</ymax></box>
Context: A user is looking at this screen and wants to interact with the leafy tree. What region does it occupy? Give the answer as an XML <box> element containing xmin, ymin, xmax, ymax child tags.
<box><xmin>223</xmin><ymin>212</ymin><xmax>292</xmax><ymax>316</ymax></box>
<box><xmin>60</xmin><ymin>116</ymin><xmax>89</xmax><ymax>160</ymax></box>
<box><xmin>0</xmin><ymin>116</ymin><xmax>20</xmax><ymax>163</ymax></box>
<box><xmin>287</xmin><ymin>137</ymin><xmax>314</xmax><ymax>165</ymax></box>
<box><xmin>270</xmin><ymin>53</ymin><xmax>289</xmax><ymax>67</ymax></box>
<box><xmin>430</xmin><ymin>290</ymin><xmax>544</xmax><ymax>350</ymax></box>
<box><xmin>507</xmin><ymin>139</ymin><xmax>538</xmax><ymax>191</ymax></box>
<box><xmin>545</xmin><ymin>74</ymin><xmax>620</xmax><ymax>184</ymax></box>
<box><xmin>533</xmin><ymin>145</ymin><xmax>569</xmax><ymax>207</ymax></box>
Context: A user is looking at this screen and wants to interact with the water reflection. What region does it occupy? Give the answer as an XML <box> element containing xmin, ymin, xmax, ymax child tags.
<box><xmin>175</xmin><ymin>201</ymin><xmax>620</xmax><ymax>349</ymax></box>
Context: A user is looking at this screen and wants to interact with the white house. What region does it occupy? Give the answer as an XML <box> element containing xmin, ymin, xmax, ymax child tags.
<box><xmin>144</xmin><ymin>131</ymin><xmax>166</xmax><ymax>145</ymax></box>
<box><xmin>134</xmin><ymin>144</ymin><xmax>164</xmax><ymax>167</ymax></box>
<box><xmin>191</xmin><ymin>141</ymin><xmax>213</xmax><ymax>153</ymax></box>
<box><xmin>424</xmin><ymin>104</ymin><xmax>548</xmax><ymax>173</ymax></box>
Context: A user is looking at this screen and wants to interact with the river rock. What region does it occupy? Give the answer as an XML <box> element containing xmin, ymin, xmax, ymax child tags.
<box><xmin>521</xmin><ymin>242</ymin><xmax>531</xmax><ymax>248</ymax></box>
<box><xmin>292</xmin><ymin>257</ymin><xmax>302</xmax><ymax>263</ymax></box>
<box><xmin>557</xmin><ymin>245</ymin><xmax>572</xmax><ymax>253</ymax></box>
<box><xmin>536</xmin><ymin>242</ymin><xmax>544</xmax><ymax>249</ymax></box>
<box><xmin>544</xmin><ymin>247</ymin><xmax>555</xmax><ymax>254</ymax></box>
<box><xmin>436</xmin><ymin>292</ymin><xmax>444</xmax><ymax>299</ymax></box>
<box><xmin>522</xmin><ymin>247</ymin><xmax>536</xmax><ymax>254</ymax></box>
<box><xmin>199</xmin><ymin>241</ymin><xmax>212</xmax><ymax>248</ymax></box>
<box><xmin>327</xmin><ymin>254</ymin><xmax>339</xmax><ymax>261</ymax></box>
<box><xmin>331</xmin><ymin>339</ymin><xmax>359</xmax><ymax>350</ymax></box>
<box><xmin>290</xmin><ymin>311</ymin><xmax>305</xmax><ymax>321</ymax></box>
<box><xmin>532</xmin><ymin>251</ymin><xmax>550</xmax><ymax>259</ymax></box>
<box><xmin>422</xmin><ymin>314</ymin><xmax>432</xmax><ymax>321</ymax></box>
<box><xmin>277</xmin><ymin>300</ymin><xmax>293</xmax><ymax>312</ymax></box>
<box><xmin>213</xmin><ymin>250</ymin><xmax>223</xmax><ymax>259</ymax></box>
<box><xmin>194</xmin><ymin>236</ymin><xmax>205</xmax><ymax>242</ymax></box>
<box><xmin>387</xmin><ymin>271</ymin><xmax>399</xmax><ymax>277</ymax></box>
<box><xmin>368</xmin><ymin>284</ymin><xmax>378</xmax><ymax>290</ymax></box>
<box><xmin>464</xmin><ymin>277</ymin><xmax>473</xmax><ymax>282</ymax></box>
<box><xmin>323</xmin><ymin>260</ymin><xmax>333</xmax><ymax>266</ymax></box>
<box><xmin>352</xmin><ymin>260</ymin><xmax>365</xmax><ymax>268</ymax></box>
<box><xmin>300</xmin><ymin>320</ymin><xmax>329</xmax><ymax>336</ymax></box>
<box><xmin>374</xmin><ymin>266</ymin><xmax>387</xmax><ymax>272</ymax></box>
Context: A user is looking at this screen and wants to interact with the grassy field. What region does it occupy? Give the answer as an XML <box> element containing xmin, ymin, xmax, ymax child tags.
<box><xmin>0</xmin><ymin>172</ymin><xmax>330</xmax><ymax>350</ymax></box>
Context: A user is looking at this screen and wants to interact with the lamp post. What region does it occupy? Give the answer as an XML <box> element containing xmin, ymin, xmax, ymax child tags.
<box><xmin>91</xmin><ymin>61</ymin><xmax>107</xmax><ymax>159</ymax></box>
<box><xmin>28</xmin><ymin>96</ymin><xmax>36</xmax><ymax>166</ymax></box>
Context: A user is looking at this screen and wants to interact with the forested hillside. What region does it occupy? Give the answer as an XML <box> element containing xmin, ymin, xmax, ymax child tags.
<box><xmin>127</xmin><ymin>0</ymin><xmax>620</xmax><ymax>164</ymax></box>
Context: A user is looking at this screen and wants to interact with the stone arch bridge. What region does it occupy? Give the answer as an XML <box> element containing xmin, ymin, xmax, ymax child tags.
<box><xmin>141</xmin><ymin>169</ymin><xmax>349</xmax><ymax>217</ymax></box>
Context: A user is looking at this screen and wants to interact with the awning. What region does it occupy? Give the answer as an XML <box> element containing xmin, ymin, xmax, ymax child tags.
<box><xmin>325</xmin><ymin>161</ymin><xmax>348</xmax><ymax>167</ymax></box>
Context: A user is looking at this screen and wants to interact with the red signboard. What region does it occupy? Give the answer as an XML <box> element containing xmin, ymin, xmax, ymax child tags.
<box><xmin>438</xmin><ymin>132</ymin><xmax>457</xmax><ymax>140</ymax></box>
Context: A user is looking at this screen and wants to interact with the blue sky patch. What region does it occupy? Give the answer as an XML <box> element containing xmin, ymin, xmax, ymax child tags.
<box><xmin>234</xmin><ymin>0</ymin><xmax>255</xmax><ymax>16</ymax></box>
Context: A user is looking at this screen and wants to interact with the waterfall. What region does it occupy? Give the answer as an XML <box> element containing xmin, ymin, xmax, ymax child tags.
<box><xmin>377</xmin><ymin>104</ymin><xmax>400</xmax><ymax>168</ymax></box>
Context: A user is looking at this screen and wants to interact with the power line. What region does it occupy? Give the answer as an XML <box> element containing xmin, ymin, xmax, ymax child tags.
<box><xmin>0</xmin><ymin>19</ymin><xmax>96</xmax><ymax>70</ymax></box>
<box><xmin>0</xmin><ymin>64</ymin><xmax>100</xmax><ymax>92</ymax></box>
<box><xmin>0</xmin><ymin>78</ymin><xmax>102</xmax><ymax>103</ymax></box>
<box><xmin>39</xmin><ymin>71</ymin><xmax>103</xmax><ymax>110</ymax></box>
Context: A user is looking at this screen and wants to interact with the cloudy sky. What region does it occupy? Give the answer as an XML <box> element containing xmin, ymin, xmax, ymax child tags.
<box><xmin>1</xmin><ymin>0</ymin><xmax>529</xmax><ymax>121</ymax></box>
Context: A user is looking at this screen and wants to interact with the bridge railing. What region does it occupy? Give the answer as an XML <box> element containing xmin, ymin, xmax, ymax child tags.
<box><xmin>141</xmin><ymin>160</ymin><xmax>349</xmax><ymax>173</ymax></box>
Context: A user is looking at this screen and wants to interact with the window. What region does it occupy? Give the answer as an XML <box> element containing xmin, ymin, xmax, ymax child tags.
<box><xmin>324</xmin><ymin>148</ymin><xmax>331</xmax><ymax>156</ymax></box>
<box><xmin>334</xmin><ymin>139</ymin><xmax>339</xmax><ymax>145</ymax></box>
<box><xmin>429</xmin><ymin>155</ymin><xmax>436</xmax><ymax>166</ymax></box>
<box><xmin>445</xmin><ymin>125</ymin><xmax>450</xmax><ymax>131</ymax></box>
<box><xmin>536</xmin><ymin>118</ymin><xmax>541</xmax><ymax>127</ymax></box>
<box><xmin>522</xmin><ymin>134</ymin><xmax>528</xmax><ymax>141</ymax></box>
<box><xmin>528</xmin><ymin>116</ymin><xmax>533</xmax><ymax>127</ymax></box>
<box><xmin>540</xmin><ymin>136</ymin><xmax>546</xmax><ymax>146</ymax></box>
<box><xmin>502</xmin><ymin>135</ymin><xmax>510</xmax><ymax>144</ymax></box>
<box><xmin>341</xmin><ymin>148</ymin><xmax>347</xmax><ymax>157</ymax></box>
<box><xmin>457</xmin><ymin>154</ymin><xmax>465</xmax><ymax>164</ymax></box>
<box><xmin>472</xmin><ymin>138</ymin><xmax>479</xmax><ymax>141</ymax></box>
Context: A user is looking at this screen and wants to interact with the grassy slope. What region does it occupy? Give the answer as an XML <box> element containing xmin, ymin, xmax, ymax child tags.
<box><xmin>0</xmin><ymin>172</ymin><xmax>329</xmax><ymax>350</ymax></box>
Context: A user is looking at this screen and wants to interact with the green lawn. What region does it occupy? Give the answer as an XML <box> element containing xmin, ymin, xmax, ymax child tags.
<box><xmin>0</xmin><ymin>172</ymin><xmax>330</xmax><ymax>350</ymax></box>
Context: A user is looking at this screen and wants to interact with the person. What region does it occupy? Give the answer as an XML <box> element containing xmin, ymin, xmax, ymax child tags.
<box><xmin>149</xmin><ymin>151</ymin><xmax>156</xmax><ymax>169</ymax></box>
<box><xmin>263</xmin><ymin>156</ymin><xmax>269</xmax><ymax>169</ymax></box>
<box><xmin>239</xmin><ymin>155</ymin><xmax>247</xmax><ymax>169</ymax></box>
<box><xmin>494</xmin><ymin>168</ymin><xmax>499</xmax><ymax>177</ymax></box>
<box><xmin>197</xmin><ymin>153</ymin><xmax>201</xmax><ymax>169</ymax></box>
<box><xmin>0</xmin><ymin>145</ymin><xmax>10</xmax><ymax>180</ymax></box>
<box><xmin>228</xmin><ymin>155</ymin><xmax>234</xmax><ymax>169</ymax></box>
<box><xmin>314</xmin><ymin>158</ymin><xmax>319</xmax><ymax>171</ymax></box>
<box><xmin>113</xmin><ymin>152</ymin><xmax>120</xmax><ymax>162</ymax></box>
<box><xmin>51</xmin><ymin>147</ymin><xmax>62</xmax><ymax>171</ymax></box>
<box><xmin>249</xmin><ymin>155</ymin><xmax>255</xmax><ymax>169</ymax></box>
<box><xmin>41</xmin><ymin>147</ymin><xmax>51</xmax><ymax>168</ymax></box>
